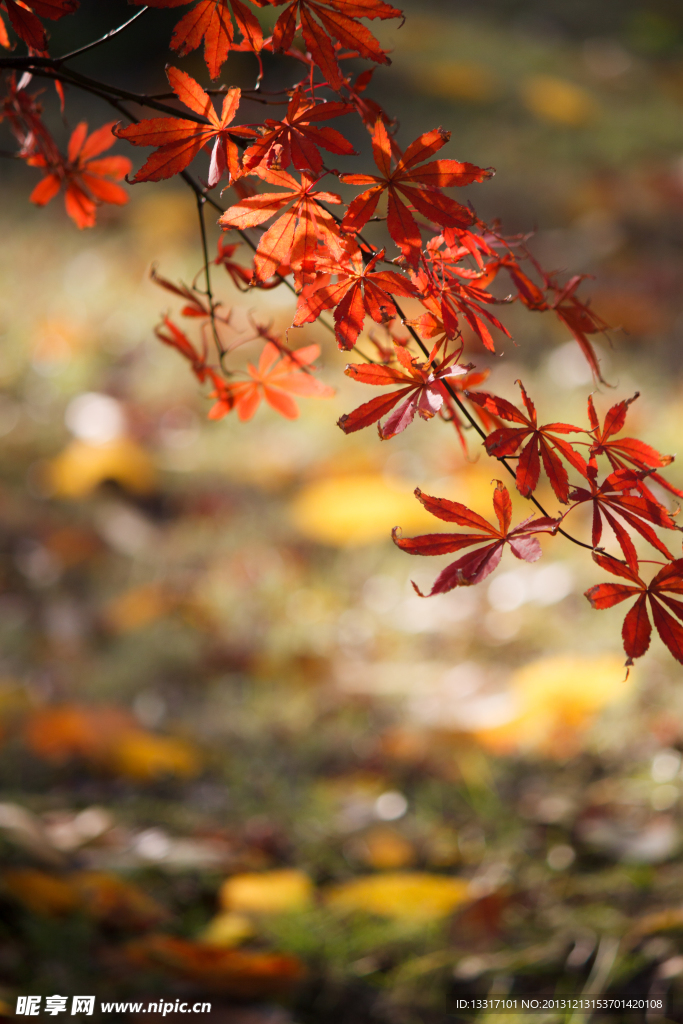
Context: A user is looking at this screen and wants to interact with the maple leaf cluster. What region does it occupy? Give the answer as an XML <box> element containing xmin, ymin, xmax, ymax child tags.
<box><xmin>0</xmin><ymin>0</ymin><xmax>77</xmax><ymax>54</ymax></box>
<box><xmin>2</xmin><ymin>0</ymin><xmax>683</xmax><ymax>669</ymax></box>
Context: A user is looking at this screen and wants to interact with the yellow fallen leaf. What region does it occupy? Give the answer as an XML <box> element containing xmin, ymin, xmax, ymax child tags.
<box><xmin>200</xmin><ymin>912</ymin><xmax>256</xmax><ymax>947</ymax></box>
<box><xmin>418</xmin><ymin>61</ymin><xmax>498</xmax><ymax>103</ymax></box>
<box><xmin>219</xmin><ymin>869</ymin><xmax>313</xmax><ymax>914</ymax></box>
<box><xmin>325</xmin><ymin>871</ymin><xmax>472</xmax><ymax>921</ymax></box>
<box><xmin>520</xmin><ymin>75</ymin><xmax>597</xmax><ymax>126</ymax></box>
<box><xmin>103</xmin><ymin>584</ymin><xmax>172</xmax><ymax>633</ymax></box>
<box><xmin>48</xmin><ymin>437</ymin><xmax>156</xmax><ymax>499</ymax></box>
<box><xmin>290</xmin><ymin>473</ymin><xmax>441</xmax><ymax>546</ymax></box>
<box><xmin>357</xmin><ymin>827</ymin><xmax>417</xmax><ymax>870</ymax></box>
<box><xmin>112</xmin><ymin>732</ymin><xmax>200</xmax><ymax>781</ymax></box>
<box><xmin>475</xmin><ymin>653</ymin><xmax>634</xmax><ymax>758</ymax></box>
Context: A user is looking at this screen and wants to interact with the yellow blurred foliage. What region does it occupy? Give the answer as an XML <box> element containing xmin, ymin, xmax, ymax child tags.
<box><xmin>25</xmin><ymin>705</ymin><xmax>135</xmax><ymax>764</ymax></box>
<box><xmin>112</xmin><ymin>732</ymin><xmax>200</xmax><ymax>781</ymax></box>
<box><xmin>24</xmin><ymin>704</ymin><xmax>200</xmax><ymax>780</ymax></box>
<box><xmin>130</xmin><ymin>191</ymin><xmax>198</xmax><ymax>252</ymax></box>
<box><xmin>417</xmin><ymin>61</ymin><xmax>498</xmax><ymax>102</ymax></box>
<box><xmin>325</xmin><ymin>871</ymin><xmax>472</xmax><ymax>920</ymax></box>
<box><xmin>31</xmin><ymin>319</ymin><xmax>85</xmax><ymax>370</ymax></box>
<box><xmin>103</xmin><ymin>584</ymin><xmax>172</xmax><ymax>633</ymax></box>
<box><xmin>356</xmin><ymin>827</ymin><xmax>417</xmax><ymax>870</ymax></box>
<box><xmin>290</xmin><ymin>472</ymin><xmax>444</xmax><ymax>546</ymax></box>
<box><xmin>475</xmin><ymin>653</ymin><xmax>635</xmax><ymax>758</ymax></box>
<box><xmin>48</xmin><ymin>438</ymin><xmax>156</xmax><ymax>499</ymax></box>
<box><xmin>3</xmin><ymin>869</ymin><xmax>79</xmax><ymax>916</ymax></box>
<box><xmin>200</xmin><ymin>912</ymin><xmax>256</xmax><ymax>947</ymax></box>
<box><xmin>219</xmin><ymin>869</ymin><xmax>313</xmax><ymax>914</ymax></box>
<box><xmin>520</xmin><ymin>75</ymin><xmax>597</xmax><ymax>126</ymax></box>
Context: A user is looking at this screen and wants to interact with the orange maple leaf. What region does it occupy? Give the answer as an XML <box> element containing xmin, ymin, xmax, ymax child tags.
<box><xmin>293</xmin><ymin>246</ymin><xmax>418</xmax><ymax>349</ymax></box>
<box><xmin>243</xmin><ymin>90</ymin><xmax>356</xmax><ymax>175</ymax></box>
<box><xmin>338</xmin><ymin>341</ymin><xmax>470</xmax><ymax>438</ymax></box>
<box><xmin>218</xmin><ymin>166</ymin><xmax>345</xmax><ymax>283</ymax></box>
<box><xmin>208</xmin><ymin>341</ymin><xmax>334</xmax><ymax>421</ymax></box>
<box><xmin>28</xmin><ymin>121</ymin><xmax>131</xmax><ymax>229</ymax></box>
<box><xmin>3</xmin><ymin>0</ymin><xmax>77</xmax><ymax>51</ymax></box>
<box><xmin>131</xmin><ymin>0</ymin><xmax>266</xmax><ymax>79</ymax></box>
<box><xmin>114</xmin><ymin>67</ymin><xmax>256</xmax><ymax>185</ymax></box>
<box><xmin>340</xmin><ymin>120</ymin><xmax>491</xmax><ymax>264</ymax></box>
<box><xmin>271</xmin><ymin>0</ymin><xmax>402</xmax><ymax>90</ymax></box>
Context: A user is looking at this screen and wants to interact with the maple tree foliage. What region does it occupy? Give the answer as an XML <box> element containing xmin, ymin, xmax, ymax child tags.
<box><xmin>28</xmin><ymin>121</ymin><xmax>131</xmax><ymax>229</ymax></box>
<box><xmin>392</xmin><ymin>481</ymin><xmax>559</xmax><ymax>594</ymax></box>
<box><xmin>340</xmin><ymin>120</ymin><xmax>491</xmax><ymax>265</ymax></box>
<box><xmin>466</xmin><ymin>380</ymin><xmax>588</xmax><ymax>503</ymax></box>
<box><xmin>337</xmin><ymin>340</ymin><xmax>470</xmax><ymax>439</ymax></box>
<box><xmin>1</xmin><ymin>0</ymin><xmax>77</xmax><ymax>53</ymax></box>
<box><xmin>1</xmin><ymin>0</ymin><xmax>682</xmax><ymax>668</ymax></box>
<box><xmin>113</xmin><ymin>67</ymin><xmax>256</xmax><ymax>186</ymax></box>
<box><xmin>585</xmin><ymin>553</ymin><xmax>683</xmax><ymax>666</ymax></box>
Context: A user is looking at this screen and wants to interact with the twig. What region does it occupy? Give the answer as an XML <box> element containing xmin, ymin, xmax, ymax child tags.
<box><xmin>56</xmin><ymin>8</ymin><xmax>150</xmax><ymax>64</ymax></box>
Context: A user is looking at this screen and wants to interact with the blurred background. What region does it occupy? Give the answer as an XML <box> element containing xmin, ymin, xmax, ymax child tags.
<box><xmin>2</xmin><ymin>1</ymin><xmax>683</xmax><ymax>1021</ymax></box>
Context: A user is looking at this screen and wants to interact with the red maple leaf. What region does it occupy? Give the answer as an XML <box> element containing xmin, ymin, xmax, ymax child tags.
<box><xmin>340</xmin><ymin>120</ymin><xmax>491</xmax><ymax>264</ymax></box>
<box><xmin>466</xmin><ymin>380</ymin><xmax>588</xmax><ymax>502</ymax></box>
<box><xmin>553</xmin><ymin>278</ymin><xmax>610</xmax><ymax>384</ymax></box>
<box><xmin>587</xmin><ymin>392</ymin><xmax>682</xmax><ymax>499</ymax></box>
<box><xmin>568</xmin><ymin>467</ymin><xmax>678</xmax><ymax>571</ymax></box>
<box><xmin>270</xmin><ymin>0</ymin><xmax>403</xmax><ymax>90</ymax></box>
<box><xmin>337</xmin><ymin>341</ymin><xmax>470</xmax><ymax>438</ymax></box>
<box><xmin>155</xmin><ymin>316</ymin><xmax>211</xmax><ymax>383</ymax></box>
<box><xmin>131</xmin><ymin>0</ymin><xmax>266</xmax><ymax>79</ymax></box>
<box><xmin>292</xmin><ymin>246</ymin><xmax>417</xmax><ymax>348</ymax></box>
<box><xmin>3</xmin><ymin>0</ymin><xmax>78</xmax><ymax>51</ymax></box>
<box><xmin>218</xmin><ymin>165</ymin><xmax>345</xmax><ymax>283</ymax></box>
<box><xmin>585</xmin><ymin>552</ymin><xmax>683</xmax><ymax>666</ymax></box>
<box><xmin>28</xmin><ymin>121</ymin><xmax>131</xmax><ymax>229</ymax></box>
<box><xmin>392</xmin><ymin>480</ymin><xmax>559</xmax><ymax>593</ymax></box>
<box><xmin>114</xmin><ymin>67</ymin><xmax>255</xmax><ymax>185</ymax></box>
<box><xmin>243</xmin><ymin>90</ymin><xmax>356</xmax><ymax>175</ymax></box>
<box><xmin>409</xmin><ymin>261</ymin><xmax>511</xmax><ymax>353</ymax></box>
<box><xmin>207</xmin><ymin>341</ymin><xmax>334</xmax><ymax>420</ymax></box>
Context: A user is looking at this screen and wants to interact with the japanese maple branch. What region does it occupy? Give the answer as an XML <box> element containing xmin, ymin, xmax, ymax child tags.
<box><xmin>391</xmin><ymin>296</ymin><xmax>595</xmax><ymax>551</ymax></box>
<box><xmin>178</xmin><ymin>171</ymin><xmax>377</xmax><ymax>363</ymax></box>
<box><xmin>0</xmin><ymin>61</ymin><xmax>214</xmax><ymax>126</ymax></box>
<box><xmin>299</xmin><ymin>192</ymin><xmax>595</xmax><ymax>550</ymax></box>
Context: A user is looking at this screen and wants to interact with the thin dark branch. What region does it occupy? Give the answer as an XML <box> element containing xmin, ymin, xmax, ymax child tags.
<box><xmin>148</xmin><ymin>89</ymin><xmax>289</xmax><ymax>106</ymax></box>
<box><xmin>56</xmin><ymin>8</ymin><xmax>149</xmax><ymax>64</ymax></box>
<box><xmin>195</xmin><ymin>191</ymin><xmax>226</xmax><ymax>365</ymax></box>
<box><xmin>0</xmin><ymin>61</ymin><xmax>213</xmax><ymax>126</ymax></box>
